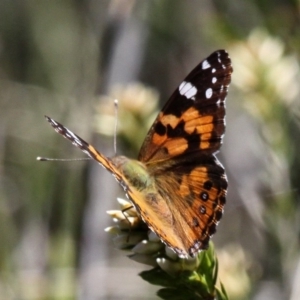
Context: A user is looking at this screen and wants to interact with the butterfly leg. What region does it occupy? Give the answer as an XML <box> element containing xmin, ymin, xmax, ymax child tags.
<box><xmin>121</xmin><ymin>205</ymin><xmax>134</xmax><ymax>242</ymax></box>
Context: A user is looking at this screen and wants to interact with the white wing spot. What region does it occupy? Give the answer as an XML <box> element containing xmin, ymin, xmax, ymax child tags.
<box><xmin>179</xmin><ymin>81</ymin><xmax>197</xmax><ymax>100</ymax></box>
<box><xmin>222</xmin><ymin>64</ymin><xmax>226</xmax><ymax>69</ymax></box>
<box><xmin>66</xmin><ymin>129</ymin><xmax>75</xmax><ymax>138</ymax></box>
<box><xmin>75</xmin><ymin>139</ymin><xmax>83</xmax><ymax>147</ymax></box>
<box><xmin>218</xmin><ymin>58</ymin><xmax>221</xmax><ymax>63</ymax></box>
<box><xmin>212</xmin><ymin>77</ymin><xmax>217</xmax><ymax>84</ymax></box>
<box><xmin>65</xmin><ymin>132</ymin><xmax>72</xmax><ymax>139</ymax></box>
<box><xmin>205</xmin><ymin>88</ymin><xmax>213</xmax><ymax>99</ymax></box>
<box><xmin>212</xmin><ymin>68</ymin><xmax>216</xmax><ymax>73</ymax></box>
<box><xmin>220</xmin><ymin>85</ymin><xmax>224</xmax><ymax>92</ymax></box>
<box><xmin>202</xmin><ymin>60</ymin><xmax>211</xmax><ymax>70</ymax></box>
<box><xmin>66</xmin><ymin>129</ymin><xmax>82</xmax><ymax>146</ymax></box>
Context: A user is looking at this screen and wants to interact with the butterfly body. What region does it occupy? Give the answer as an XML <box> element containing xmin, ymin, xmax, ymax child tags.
<box><xmin>46</xmin><ymin>50</ymin><xmax>232</xmax><ymax>258</ymax></box>
<box><xmin>112</xmin><ymin>156</ymin><xmax>154</xmax><ymax>192</ymax></box>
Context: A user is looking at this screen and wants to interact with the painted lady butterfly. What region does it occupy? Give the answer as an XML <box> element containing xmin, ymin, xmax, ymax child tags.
<box><xmin>45</xmin><ymin>50</ymin><xmax>232</xmax><ymax>258</ymax></box>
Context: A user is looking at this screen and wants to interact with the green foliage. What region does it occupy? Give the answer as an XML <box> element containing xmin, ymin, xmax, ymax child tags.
<box><xmin>140</xmin><ymin>245</ymin><xmax>228</xmax><ymax>300</ymax></box>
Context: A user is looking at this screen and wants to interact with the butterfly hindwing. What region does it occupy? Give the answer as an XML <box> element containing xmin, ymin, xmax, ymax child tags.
<box><xmin>152</xmin><ymin>154</ymin><xmax>227</xmax><ymax>257</ymax></box>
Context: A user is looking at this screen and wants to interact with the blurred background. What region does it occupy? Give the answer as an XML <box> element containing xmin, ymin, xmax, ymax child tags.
<box><xmin>1</xmin><ymin>0</ymin><xmax>300</xmax><ymax>299</ymax></box>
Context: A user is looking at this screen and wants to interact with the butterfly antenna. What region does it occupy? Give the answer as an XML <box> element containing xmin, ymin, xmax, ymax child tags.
<box><xmin>37</xmin><ymin>157</ymin><xmax>91</xmax><ymax>162</ymax></box>
<box><xmin>114</xmin><ymin>99</ymin><xmax>119</xmax><ymax>155</ymax></box>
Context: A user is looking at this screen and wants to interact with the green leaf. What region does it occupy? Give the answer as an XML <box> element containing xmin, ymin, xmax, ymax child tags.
<box><xmin>216</xmin><ymin>282</ymin><xmax>229</xmax><ymax>300</ymax></box>
<box><xmin>139</xmin><ymin>244</ymin><xmax>228</xmax><ymax>300</ymax></box>
<box><xmin>140</xmin><ymin>268</ymin><xmax>178</xmax><ymax>287</ymax></box>
<box><xmin>157</xmin><ymin>287</ymin><xmax>215</xmax><ymax>300</ymax></box>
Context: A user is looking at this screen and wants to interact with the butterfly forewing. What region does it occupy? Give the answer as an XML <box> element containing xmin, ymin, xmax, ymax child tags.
<box><xmin>45</xmin><ymin>116</ymin><xmax>124</xmax><ymax>184</ymax></box>
<box><xmin>138</xmin><ymin>50</ymin><xmax>232</xmax><ymax>163</ymax></box>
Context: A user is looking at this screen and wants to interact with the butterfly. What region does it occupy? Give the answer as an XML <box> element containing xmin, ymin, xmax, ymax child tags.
<box><xmin>45</xmin><ymin>50</ymin><xmax>232</xmax><ymax>258</ymax></box>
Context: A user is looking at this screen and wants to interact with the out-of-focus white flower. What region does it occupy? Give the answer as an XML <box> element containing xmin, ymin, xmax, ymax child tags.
<box><xmin>231</xmin><ymin>29</ymin><xmax>300</xmax><ymax>109</ymax></box>
<box><xmin>217</xmin><ymin>244</ymin><xmax>251</xmax><ymax>300</ymax></box>
<box><xmin>94</xmin><ymin>83</ymin><xmax>159</xmax><ymax>150</ymax></box>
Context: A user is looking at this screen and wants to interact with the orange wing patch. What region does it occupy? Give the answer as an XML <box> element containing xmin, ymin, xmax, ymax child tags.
<box><xmin>144</xmin><ymin>108</ymin><xmax>219</xmax><ymax>162</ymax></box>
<box><xmin>184</xmin><ymin>113</ymin><xmax>214</xmax><ymax>135</ymax></box>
